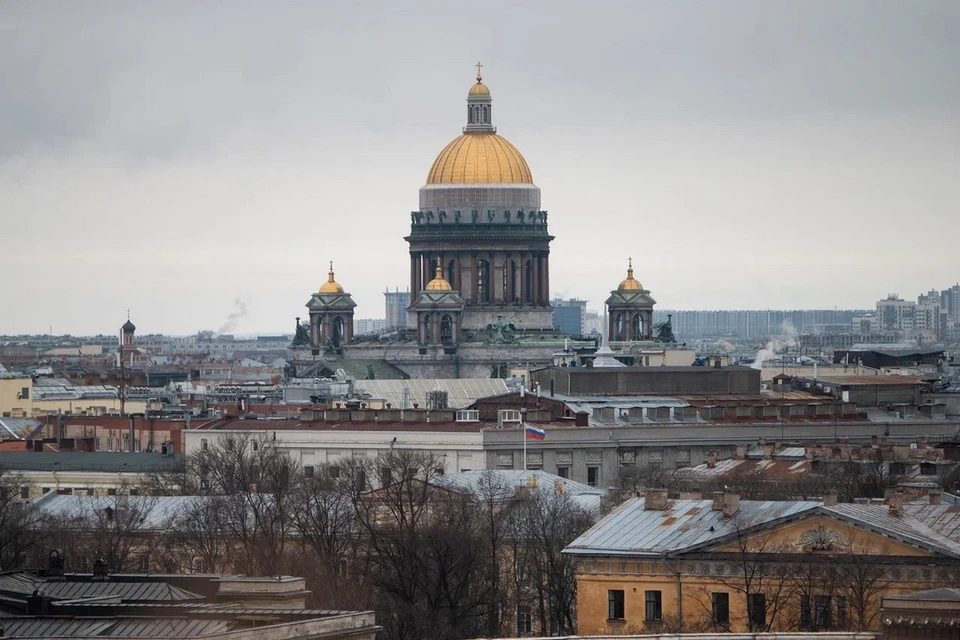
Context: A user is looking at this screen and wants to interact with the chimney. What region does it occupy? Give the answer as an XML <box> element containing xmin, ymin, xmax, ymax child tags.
<box><xmin>929</xmin><ymin>489</ymin><xmax>942</xmax><ymax>505</ymax></box>
<box><xmin>735</xmin><ymin>445</ymin><xmax>747</xmax><ymax>460</ymax></box>
<box><xmin>762</xmin><ymin>443</ymin><xmax>775</xmax><ymax>460</ymax></box>
<box><xmin>823</xmin><ymin>489</ymin><xmax>838</xmax><ymax>507</ymax></box>
<box><xmin>706</xmin><ymin>451</ymin><xmax>718</xmax><ymax>469</ymax></box>
<box><xmin>712</xmin><ymin>491</ymin><xmax>725</xmax><ymax>511</ymax></box>
<box><xmin>92</xmin><ymin>558</ymin><xmax>109</xmax><ymax>581</ymax></box>
<box><xmin>555</xmin><ymin>480</ymin><xmax>566</xmax><ymax>496</ymax></box>
<box><xmin>722</xmin><ymin>491</ymin><xmax>740</xmax><ymax>518</ymax></box>
<box><xmin>888</xmin><ymin>494</ymin><xmax>904</xmax><ymax>518</ymax></box>
<box><xmin>645</xmin><ymin>488</ymin><xmax>669</xmax><ymax>510</ymax></box>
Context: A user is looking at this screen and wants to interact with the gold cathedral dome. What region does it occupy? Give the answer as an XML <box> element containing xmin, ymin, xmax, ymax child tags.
<box><xmin>319</xmin><ymin>261</ymin><xmax>345</xmax><ymax>294</ymax></box>
<box><xmin>426</xmin><ymin>134</ymin><xmax>532</xmax><ymax>184</ymax></box>
<box><xmin>618</xmin><ymin>258</ymin><xmax>643</xmax><ymax>291</ymax></box>
<box><xmin>424</xmin><ymin>262</ymin><xmax>453</xmax><ymax>291</ymax></box>
<box><xmin>425</xmin><ymin>67</ymin><xmax>533</xmax><ymax>185</ymax></box>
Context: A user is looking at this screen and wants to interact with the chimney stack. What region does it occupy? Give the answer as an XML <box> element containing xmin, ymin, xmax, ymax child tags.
<box><xmin>735</xmin><ymin>445</ymin><xmax>747</xmax><ymax>460</ymax></box>
<box><xmin>722</xmin><ymin>491</ymin><xmax>740</xmax><ymax>518</ymax></box>
<box><xmin>888</xmin><ymin>493</ymin><xmax>904</xmax><ymax>518</ymax></box>
<box><xmin>712</xmin><ymin>491</ymin><xmax>725</xmax><ymax>511</ymax></box>
<box><xmin>823</xmin><ymin>489</ymin><xmax>838</xmax><ymax>507</ymax></box>
<box><xmin>706</xmin><ymin>451</ymin><xmax>718</xmax><ymax>469</ymax></box>
<box><xmin>929</xmin><ymin>489</ymin><xmax>942</xmax><ymax>506</ymax></box>
<box><xmin>645</xmin><ymin>488</ymin><xmax>669</xmax><ymax>510</ymax></box>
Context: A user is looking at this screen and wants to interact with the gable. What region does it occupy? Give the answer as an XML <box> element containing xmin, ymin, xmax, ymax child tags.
<box><xmin>706</xmin><ymin>514</ymin><xmax>935</xmax><ymax>558</ymax></box>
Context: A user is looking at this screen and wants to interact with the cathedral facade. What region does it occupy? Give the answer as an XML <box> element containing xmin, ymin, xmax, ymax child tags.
<box><xmin>289</xmin><ymin>70</ymin><xmax>669</xmax><ymax>380</ymax></box>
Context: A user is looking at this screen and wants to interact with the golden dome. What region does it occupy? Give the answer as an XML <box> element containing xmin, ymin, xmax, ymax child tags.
<box><xmin>319</xmin><ymin>261</ymin><xmax>344</xmax><ymax>294</ymax></box>
<box><xmin>469</xmin><ymin>80</ymin><xmax>490</xmax><ymax>96</ymax></box>
<box><xmin>426</xmin><ymin>133</ymin><xmax>533</xmax><ymax>184</ymax></box>
<box><xmin>425</xmin><ymin>261</ymin><xmax>453</xmax><ymax>291</ymax></box>
<box><xmin>618</xmin><ymin>258</ymin><xmax>643</xmax><ymax>291</ymax></box>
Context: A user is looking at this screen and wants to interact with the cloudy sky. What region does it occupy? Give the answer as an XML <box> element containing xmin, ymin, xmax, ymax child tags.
<box><xmin>2</xmin><ymin>1</ymin><xmax>958</xmax><ymax>336</ymax></box>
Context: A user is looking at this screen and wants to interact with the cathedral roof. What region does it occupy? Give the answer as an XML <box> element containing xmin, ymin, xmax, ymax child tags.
<box><xmin>617</xmin><ymin>258</ymin><xmax>643</xmax><ymax>291</ymax></box>
<box><xmin>424</xmin><ymin>263</ymin><xmax>453</xmax><ymax>291</ymax></box>
<box><xmin>319</xmin><ymin>261</ymin><xmax>345</xmax><ymax>294</ymax></box>
<box><xmin>426</xmin><ymin>133</ymin><xmax>532</xmax><ymax>184</ymax></box>
<box><xmin>425</xmin><ymin>68</ymin><xmax>533</xmax><ymax>185</ymax></box>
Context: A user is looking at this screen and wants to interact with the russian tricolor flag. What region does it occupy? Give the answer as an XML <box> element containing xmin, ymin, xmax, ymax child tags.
<box><xmin>525</xmin><ymin>425</ymin><xmax>546</xmax><ymax>441</ymax></box>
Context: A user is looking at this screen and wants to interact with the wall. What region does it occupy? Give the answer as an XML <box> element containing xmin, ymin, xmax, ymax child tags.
<box><xmin>184</xmin><ymin>427</ymin><xmax>486</xmax><ymax>476</ymax></box>
<box><xmin>575</xmin><ymin>515</ymin><xmax>948</xmax><ymax>634</ymax></box>
<box><xmin>533</xmin><ymin>367</ymin><xmax>761</xmax><ymax>397</ymax></box>
<box><xmin>0</xmin><ymin>378</ymin><xmax>33</xmax><ymax>417</ymax></box>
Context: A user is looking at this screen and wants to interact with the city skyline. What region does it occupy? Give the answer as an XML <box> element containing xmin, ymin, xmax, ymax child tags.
<box><xmin>3</xmin><ymin>1</ymin><xmax>959</xmax><ymax>335</ymax></box>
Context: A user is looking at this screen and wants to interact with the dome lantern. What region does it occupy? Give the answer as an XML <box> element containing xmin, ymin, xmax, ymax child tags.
<box><xmin>464</xmin><ymin>62</ymin><xmax>495</xmax><ymax>134</ymax></box>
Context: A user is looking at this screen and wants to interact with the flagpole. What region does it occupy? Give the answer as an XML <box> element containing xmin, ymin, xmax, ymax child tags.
<box><xmin>521</xmin><ymin>384</ymin><xmax>527</xmax><ymax>471</ymax></box>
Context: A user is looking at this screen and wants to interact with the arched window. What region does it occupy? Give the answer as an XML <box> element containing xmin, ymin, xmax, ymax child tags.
<box><xmin>615</xmin><ymin>313</ymin><xmax>624</xmax><ymax>341</ymax></box>
<box><xmin>447</xmin><ymin>259</ymin><xmax>457</xmax><ymax>289</ymax></box>
<box><xmin>482</xmin><ymin>105</ymin><xmax>488</xmax><ymax>123</ymax></box>
<box><xmin>333</xmin><ymin>316</ymin><xmax>345</xmax><ymax>347</ymax></box>
<box><xmin>509</xmin><ymin>259</ymin><xmax>518</xmax><ymax>303</ymax></box>
<box><xmin>467</xmin><ymin>105</ymin><xmax>473</xmax><ymax>124</ymax></box>
<box><xmin>440</xmin><ymin>314</ymin><xmax>454</xmax><ymax>344</ymax></box>
<box><xmin>477</xmin><ymin>259</ymin><xmax>491</xmax><ymax>304</ymax></box>
<box><xmin>631</xmin><ymin>313</ymin><xmax>642</xmax><ymax>340</ymax></box>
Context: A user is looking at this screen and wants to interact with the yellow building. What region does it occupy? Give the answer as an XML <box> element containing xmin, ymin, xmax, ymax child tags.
<box><xmin>565</xmin><ymin>490</ymin><xmax>960</xmax><ymax>634</ymax></box>
<box><xmin>0</xmin><ymin>377</ymin><xmax>33</xmax><ymax>418</ymax></box>
<box><xmin>0</xmin><ymin>377</ymin><xmax>146</xmax><ymax>418</ymax></box>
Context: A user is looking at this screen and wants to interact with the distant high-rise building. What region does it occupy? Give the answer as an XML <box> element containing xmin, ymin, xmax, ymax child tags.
<box><xmin>355</xmin><ymin>318</ymin><xmax>386</xmax><ymax>335</ymax></box>
<box><xmin>551</xmin><ymin>298</ymin><xmax>587</xmax><ymax>337</ymax></box>
<box><xmin>941</xmin><ymin>284</ymin><xmax>960</xmax><ymax>323</ymax></box>
<box><xmin>384</xmin><ymin>288</ymin><xmax>410</xmax><ymax>331</ymax></box>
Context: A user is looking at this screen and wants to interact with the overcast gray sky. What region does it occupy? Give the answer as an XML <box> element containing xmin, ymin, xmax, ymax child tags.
<box><xmin>2</xmin><ymin>1</ymin><xmax>958</xmax><ymax>336</ymax></box>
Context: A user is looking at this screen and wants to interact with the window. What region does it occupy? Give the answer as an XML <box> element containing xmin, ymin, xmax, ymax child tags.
<box><xmin>252</xmin><ymin>441</ymin><xmax>259</xmax><ymax>452</ymax></box>
<box><xmin>304</xmin><ymin>465</ymin><xmax>315</xmax><ymax>478</ymax></box>
<box><xmin>607</xmin><ymin>589</ymin><xmax>625</xmax><ymax>620</ymax></box>
<box><xmin>747</xmin><ymin>593</ymin><xmax>766</xmax><ymax>629</ymax></box>
<box><xmin>889</xmin><ymin>461</ymin><xmax>906</xmax><ymax>476</ymax></box>
<box><xmin>836</xmin><ymin>596</ymin><xmax>847</xmax><ymax>628</ymax></box>
<box><xmin>381</xmin><ymin>467</ymin><xmax>393</xmax><ymax>487</ymax></box>
<box><xmin>517</xmin><ymin>605</ymin><xmax>532</xmax><ymax>634</ymax></box>
<box><xmin>20</xmin><ymin>487</ymin><xmax>29</xmax><ymax>499</ymax></box>
<box><xmin>920</xmin><ymin>462</ymin><xmax>937</xmax><ymax>475</ymax></box>
<box><xmin>329</xmin><ymin>466</ymin><xmax>341</xmax><ymax>479</ymax></box>
<box><xmin>42</xmin><ymin>487</ymin><xmax>51</xmax><ymax>495</ymax></box>
<box><xmin>201</xmin><ymin>439</ymin><xmax>208</xmax><ymax>451</ymax></box>
<box><xmin>20</xmin><ymin>387</ymin><xmax>29</xmax><ymax>399</ymax></box>
<box><xmin>477</xmin><ymin>259</ymin><xmax>491</xmax><ymax>303</ymax></box>
<box><xmin>712</xmin><ymin>592</ymin><xmax>729</xmax><ymax>625</ymax></box>
<box><xmin>107</xmin><ymin>488</ymin><xmax>117</xmax><ymax>496</ymax></box>
<box><xmin>644</xmin><ymin>590</ymin><xmax>662</xmax><ymax>622</ymax></box>
<box><xmin>557</xmin><ymin>466</ymin><xmax>570</xmax><ymax>479</ymax></box>
<box><xmin>815</xmin><ymin>595</ymin><xmax>832</xmax><ymax>629</ymax></box>
<box><xmin>800</xmin><ymin>595</ymin><xmax>811</xmax><ymax>628</ymax></box>
<box><xmin>587</xmin><ymin>466</ymin><xmax>599</xmax><ymax>487</ymax></box>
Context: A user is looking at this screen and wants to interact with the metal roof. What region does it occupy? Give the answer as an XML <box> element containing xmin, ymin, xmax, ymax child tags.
<box><xmin>355</xmin><ymin>378</ymin><xmax>510</xmax><ymax>409</ymax></box>
<box><xmin>903</xmin><ymin>503</ymin><xmax>960</xmax><ymax>544</ymax></box>
<box><xmin>33</xmin><ymin>495</ymin><xmax>211</xmax><ymax>531</ymax></box>
<box><xmin>566</xmin><ymin>497</ymin><xmax>960</xmax><ymax>559</ymax></box>
<box><xmin>0</xmin><ymin>616</ymin><xmax>230</xmax><ymax>638</ymax></box>
<box><xmin>437</xmin><ymin>470</ymin><xmax>605</xmax><ymax>513</ymax></box>
<box><xmin>565</xmin><ymin>498</ymin><xmax>820</xmax><ymax>556</ymax></box>
<box><xmin>0</xmin><ymin>574</ymin><xmax>202</xmax><ymax>603</ymax></box>
<box><xmin>0</xmin><ymin>452</ymin><xmax>183</xmax><ymax>473</ymax></box>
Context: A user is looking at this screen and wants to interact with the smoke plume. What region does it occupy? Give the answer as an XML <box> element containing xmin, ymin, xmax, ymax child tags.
<box><xmin>217</xmin><ymin>297</ymin><xmax>249</xmax><ymax>335</ymax></box>
<box><xmin>750</xmin><ymin>320</ymin><xmax>798</xmax><ymax>370</ymax></box>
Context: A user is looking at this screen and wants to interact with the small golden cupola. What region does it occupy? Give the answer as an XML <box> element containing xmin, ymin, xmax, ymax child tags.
<box><xmin>618</xmin><ymin>258</ymin><xmax>643</xmax><ymax>291</ymax></box>
<box><xmin>425</xmin><ymin>260</ymin><xmax>453</xmax><ymax>291</ymax></box>
<box><xmin>319</xmin><ymin>261</ymin><xmax>345</xmax><ymax>294</ymax></box>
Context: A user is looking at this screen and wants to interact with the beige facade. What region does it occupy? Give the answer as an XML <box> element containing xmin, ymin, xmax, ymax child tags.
<box><xmin>0</xmin><ymin>378</ymin><xmax>33</xmax><ymax>417</ymax></box>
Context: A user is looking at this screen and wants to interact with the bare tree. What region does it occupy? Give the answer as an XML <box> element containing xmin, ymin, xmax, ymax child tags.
<box><xmin>517</xmin><ymin>487</ymin><xmax>596</xmax><ymax>635</ymax></box>
<box><xmin>0</xmin><ymin>471</ymin><xmax>39</xmax><ymax>570</ymax></box>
